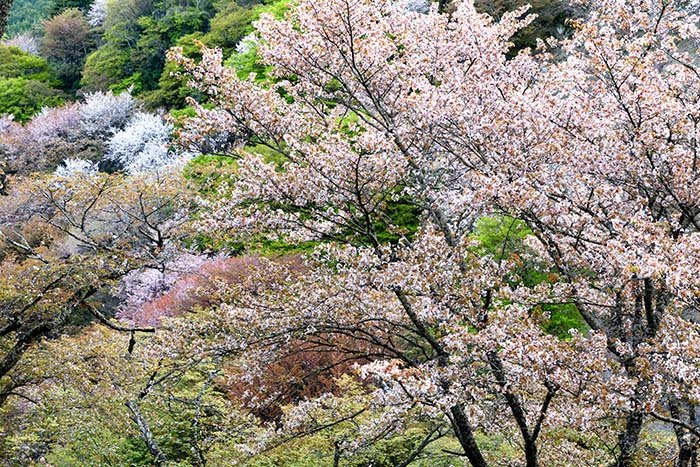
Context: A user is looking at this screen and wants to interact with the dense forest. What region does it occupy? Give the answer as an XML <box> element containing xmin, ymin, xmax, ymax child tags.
<box><xmin>1</xmin><ymin>0</ymin><xmax>700</xmax><ymax>466</ymax></box>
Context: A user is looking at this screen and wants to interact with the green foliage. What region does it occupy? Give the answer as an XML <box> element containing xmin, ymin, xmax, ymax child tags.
<box><xmin>2</xmin><ymin>383</ymin><xmax>137</xmax><ymax>466</ymax></box>
<box><xmin>0</xmin><ymin>46</ymin><xmax>64</xmax><ymax>121</ymax></box>
<box><xmin>473</xmin><ymin>216</ymin><xmax>588</xmax><ymax>338</ymax></box>
<box><xmin>84</xmin><ymin>0</ymin><xmax>217</xmax><ymax>98</ymax></box>
<box><xmin>203</xmin><ymin>0</ymin><xmax>287</xmax><ymax>55</ymax></box>
<box><xmin>472</xmin><ymin>216</ymin><xmax>531</xmax><ymax>261</ymax></box>
<box><xmin>142</xmin><ymin>33</ymin><xmax>203</xmax><ymax>108</ymax></box>
<box><xmin>252</xmin><ymin>0</ymin><xmax>289</xmax><ymax>20</ymax></box>
<box><xmin>49</xmin><ymin>0</ymin><xmax>93</xmax><ymax>17</ymax></box>
<box><xmin>371</xmin><ymin>196</ymin><xmax>422</xmax><ymax>245</ymax></box>
<box><xmin>149</xmin><ymin>0</ymin><xmax>288</xmax><ymax>107</ymax></box>
<box><xmin>81</xmin><ymin>45</ymin><xmax>129</xmax><ymax>90</ymax></box>
<box><xmin>224</xmin><ymin>39</ymin><xmax>271</xmax><ymax>81</ymax></box>
<box><xmin>132</xmin><ymin>6</ymin><xmax>210</xmax><ymax>92</ymax></box>
<box><xmin>183</xmin><ymin>153</ymin><xmax>238</xmax><ymax>194</ymax></box>
<box><xmin>202</xmin><ymin>1</ymin><xmax>257</xmax><ymax>54</ymax></box>
<box><xmin>38</xmin><ymin>0</ymin><xmax>282</xmax><ymax>108</ymax></box>
<box><xmin>474</xmin><ymin>431</ymin><xmax>521</xmax><ymax>464</ymax></box>
<box><xmin>222</xmin><ymin>0</ymin><xmax>289</xmax><ymax>81</ymax></box>
<box><xmin>248</xmin><ymin>235</ymin><xmax>320</xmax><ymax>256</ymax></box>
<box><xmin>0</xmin><ymin>45</ymin><xmax>57</xmax><ymax>82</ymax></box>
<box><xmin>82</xmin><ymin>0</ymin><xmax>156</xmax><ymax>91</ymax></box>
<box><xmin>102</xmin><ymin>0</ymin><xmax>149</xmax><ymax>46</ymax></box>
<box><xmin>247</xmin><ymin>142</ymin><xmax>288</xmax><ymax>167</ymax></box>
<box><xmin>541</xmin><ymin>303</ymin><xmax>588</xmax><ymax>337</ymax></box>
<box><xmin>111</xmin><ymin>71</ymin><xmax>145</xmax><ymax>94</ymax></box>
<box><xmin>347</xmin><ymin>428</ymin><xmax>451</xmax><ymax>467</ymax></box>
<box><xmin>169</xmin><ymin>104</ymin><xmax>197</xmax><ymax>121</ymax></box>
<box><xmin>6</xmin><ymin>0</ymin><xmax>52</xmax><ymax>36</ymax></box>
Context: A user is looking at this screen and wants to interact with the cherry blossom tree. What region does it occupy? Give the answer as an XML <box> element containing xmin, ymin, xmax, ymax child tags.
<box><xmin>173</xmin><ymin>1</ymin><xmax>601</xmax><ymax>466</ymax></box>
<box><xmin>488</xmin><ymin>1</ymin><xmax>700</xmax><ymax>464</ymax></box>
<box><xmin>173</xmin><ymin>0</ymin><xmax>700</xmax><ymax>465</ymax></box>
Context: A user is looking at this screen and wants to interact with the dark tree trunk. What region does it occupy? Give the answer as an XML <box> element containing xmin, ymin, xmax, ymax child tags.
<box><xmin>0</xmin><ymin>0</ymin><xmax>13</xmax><ymax>38</ymax></box>
<box><xmin>677</xmin><ymin>442</ymin><xmax>697</xmax><ymax>467</ymax></box>
<box><xmin>671</xmin><ymin>401</ymin><xmax>698</xmax><ymax>467</ymax></box>
<box><xmin>450</xmin><ymin>404</ymin><xmax>489</xmax><ymax>467</ymax></box>
<box><xmin>615</xmin><ymin>411</ymin><xmax>644</xmax><ymax>467</ymax></box>
<box><xmin>487</xmin><ymin>351</ymin><xmax>541</xmax><ymax>467</ymax></box>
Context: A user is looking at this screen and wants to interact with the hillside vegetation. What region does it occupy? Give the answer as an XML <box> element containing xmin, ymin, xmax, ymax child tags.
<box><xmin>1</xmin><ymin>1</ymin><xmax>699</xmax><ymax>466</ymax></box>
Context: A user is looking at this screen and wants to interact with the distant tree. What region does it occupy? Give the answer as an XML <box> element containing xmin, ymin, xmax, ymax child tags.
<box><xmin>0</xmin><ymin>104</ymin><xmax>86</xmax><ymax>170</ymax></box>
<box><xmin>81</xmin><ymin>45</ymin><xmax>130</xmax><ymax>91</ymax></box>
<box><xmin>2</xmin><ymin>32</ymin><xmax>39</xmax><ymax>54</ymax></box>
<box><xmin>86</xmin><ymin>0</ymin><xmax>108</xmax><ymax>27</ymax></box>
<box><xmin>107</xmin><ymin>112</ymin><xmax>189</xmax><ymax>174</ymax></box>
<box><xmin>79</xmin><ymin>89</ymin><xmax>137</xmax><ymax>136</ymax></box>
<box><xmin>40</xmin><ymin>8</ymin><xmax>92</xmax><ymax>91</ymax></box>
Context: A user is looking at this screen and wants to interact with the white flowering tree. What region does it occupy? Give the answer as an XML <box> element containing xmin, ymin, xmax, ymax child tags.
<box><xmin>107</xmin><ymin>112</ymin><xmax>190</xmax><ymax>175</ymax></box>
<box><xmin>2</xmin><ymin>33</ymin><xmax>39</xmax><ymax>55</ymax></box>
<box><xmin>1</xmin><ymin>90</ymin><xmax>139</xmax><ymax>174</ymax></box>
<box><xmin>87</xmin><ymin>0</ymin><xmax>109</xmax><ymax>28</ymax></box>
<box><xmin>53</xmin><ymin>157</ymin><xmax>99</xmax><ymax>178</ymax></box>
<box><xmin>79</xmin><ymin>89</ymin><xmax>137</xmax><ymax>137</ymax></box>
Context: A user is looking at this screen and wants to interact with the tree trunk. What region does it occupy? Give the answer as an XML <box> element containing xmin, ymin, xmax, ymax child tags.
<box><xmin>487</xmin><ymin>350</ymin><xmax>539</xmax><ymax>467</ymax></box>
<box><xmin>671</xmin><ymin>401</ymin><xmax>698</xmax><ymax>467</ymax></box>
<box><xmin>615</xmin><ymin>411</ymin><xmax>644</xmax><ymax>467</ymax></box>
<box><xmin>126</xmin><ymin>400</ymin><xmax>168</xmax><ymax>465</ymax></box>
<box><xmin>450</xmin><ymin>404</ymin><xmax>489</xmax><ymax>467</ymax></box>
<box><xmin>0</xmin><ymin>0</ymin><xmax>13</xmax><ymax>38</ymax></box>
<box><xmin>524</xmin><ymin>441</ymin><xmax>539</xmax><ymax>467</ymax></box>
<box><xmin>677</xmin><ymin>440</ymin><xmax>697</xmax><ymax>467</ymax></box>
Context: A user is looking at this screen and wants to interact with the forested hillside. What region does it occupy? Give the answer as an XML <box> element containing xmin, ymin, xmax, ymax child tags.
<box><xmin>1</xmin><ymin>0</ymin><xmax>700</xmax><ymax>466</ymax></box>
